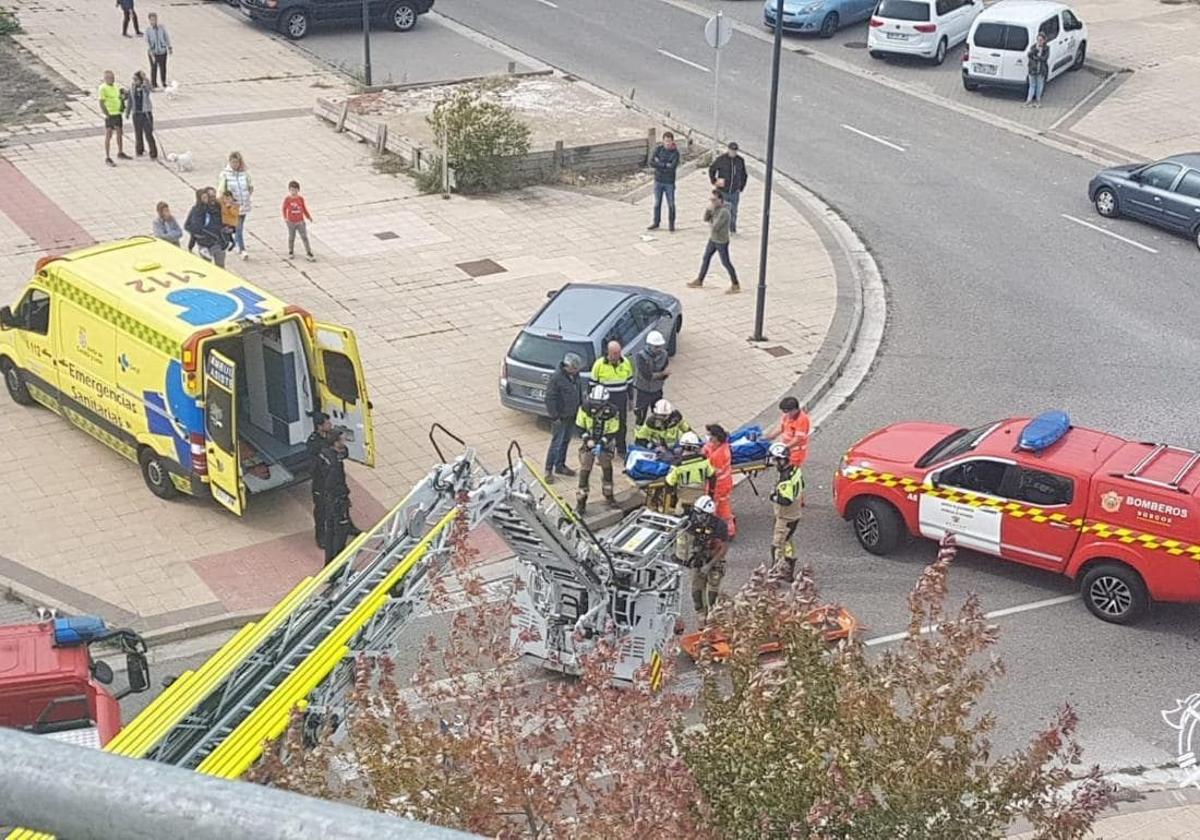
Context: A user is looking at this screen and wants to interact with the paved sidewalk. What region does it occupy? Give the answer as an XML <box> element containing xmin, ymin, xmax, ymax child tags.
<box><xmin>1009</xmin><ymin>785</ymin><xmax>1200</xmax><ymax>839</ymax></box>
<box><xmin>0</xmin><ymin>2</ymin><xmax>838</xmax><ymax>632</ymax></box>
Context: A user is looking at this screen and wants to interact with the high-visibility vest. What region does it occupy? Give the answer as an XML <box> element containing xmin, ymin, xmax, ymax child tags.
<box><xmin>591</xmin><ymin>356</ymin><xmax>634</xmax><ymax>397</ymax></box>
<box><xmin>771</xmin><ymin>467</ymin><xmax>805</xmax><ymax>505</ymax></box>
<box><xmin>576</xmin><ymin>405</ymin><xmax>619</xmax><ymax>438</ymax></box>
<box><xmin>635</xmin><ymin>415</ymin><xmax>691</xmax><ymax>448</ymax></box>
<box><xmin>666</xmin><ymin>454</ymin><xmax>714</xmax><ymax>489</ymax></box>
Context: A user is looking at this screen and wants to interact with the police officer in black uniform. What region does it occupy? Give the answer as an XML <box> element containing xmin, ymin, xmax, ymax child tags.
<box><xmin>306</xmin><ymin>411</ymin><xmax>334</xmax><ymax>548</ymax></box>
<box><xmin>320</xmin><ymin>428</ymin><xmax>360</xmax><ymax>566</ymax></box>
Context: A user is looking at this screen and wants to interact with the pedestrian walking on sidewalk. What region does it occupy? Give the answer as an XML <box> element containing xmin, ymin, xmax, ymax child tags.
<box><xmin>1025</xmin><ymin>33</ymin><xmax>1050</xmax><ymax>107</ymax></box>
<box><xmin>125</xmin><ymin>70</ymin><xmax>157</xmax><ymax>159</ymax></box>
<box><xmin>647</xmin><ymin>131</ymin><xmax>680</xmax><ymax>232</ymax></box>
<box><xmin>543</xmin><ymin>353</ymin><xmax>583</xmax><ymax>483</ymax></box>
<box><xmin>632</xmin><ymin>330</ymin><xmax>670</xmax><ymax>425</ymax></box>
<box><xmin>217</xmin><ymin>151</ymin><xmax>254</xmax><ymax>260</ymax></box>
<box><xmin>98</xmin><ymin>70</ymin><xmax>130</xmax><ymax>167</ymax></box>
<box><xmin>708</xmin><ymin>141</ymin><xmax>747</xmax><ymax>233</ymax></box>
<box><xmin>282</xmin><ymin>180</ymin><xmax>315</xmax><ymax>261</ymax></box>
<box><xmin>687</xmin><ymin>192</ymin><xmax>740</xmax><ymax>293</ymax></box>
<box><xmin>118</xmin><ymin>0</ymin><xmax>141</xmax><ymax>37</ymax></box>
<box><xmin>152</xmin><ymin>201</ymin><xmax>182</xmax><ymax>246</ymax></box>
<box><xmin>145</xmin><ymin>13</ymin><xmax>172</xmax><ymax>88</ymax></box>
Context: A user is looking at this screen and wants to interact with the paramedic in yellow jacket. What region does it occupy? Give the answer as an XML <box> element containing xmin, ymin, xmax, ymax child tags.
<box><xmin>634</xmin><ymin>398</ymin><xmax>691</xmax><ymax>451</ymax></box>
<box><xmin>576</xmin><ymin>384</ymin><xmax>621</xmax><ymax>515</ymax></box>
<box><xmin>768</xmin><ymin>441</ymin><xmax>805</xmax><ymax>581</ymax></box>
<box><xmin>667</xmin><ymin>431</ymin><xmax>716</xmax><ymax>563</ymax></box>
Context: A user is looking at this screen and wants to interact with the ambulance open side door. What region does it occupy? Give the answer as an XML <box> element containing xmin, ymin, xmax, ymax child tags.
<box><xmin>204</xmin><ymin>350</ymin><xmax>244</xmax><ymax>516</ymax></box>
<box><xmin>312</xmin><ymin>323</ymin><xmax>375</xmax><ymax>467</ymax></box>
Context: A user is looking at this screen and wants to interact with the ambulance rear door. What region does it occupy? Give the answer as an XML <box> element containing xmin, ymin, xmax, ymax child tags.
<box><xmin>204</xmin><ymin>350</ymin><xmax>244</xmax><ymax>515</ymax></box>
<box><xmin>312</xmin><ymin>322</ymin><xmax>375</xmax><ymax>467</ymax></box>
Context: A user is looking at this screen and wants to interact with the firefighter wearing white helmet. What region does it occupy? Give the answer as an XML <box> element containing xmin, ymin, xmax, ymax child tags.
<box><xmin>768</xmin><ymin>441</ymin><xmax>805</xmax><ymax>581</ymax></box>
<box><xmin>667</xmin><ymin>430</ymin><xmax>716</xmax><ymax>563</ymax></box>
<box><xmin>684</xmin><ymin>493</ymin><xmax>729</xmax><ymax>623</ymax></box>
<box><xmin>633</xmin><ymin>397</ymin><xmax>691</xmax><ymax>450</ymax></box>
<box><xmin>574</xmin><ymin>383</ymin><xmax>621</xmax><ymax>514</ymax></box>
<box><xmin>633</xmin><ymin>328</ymin><xmax>672</xmax><ymax>426</ymax></box>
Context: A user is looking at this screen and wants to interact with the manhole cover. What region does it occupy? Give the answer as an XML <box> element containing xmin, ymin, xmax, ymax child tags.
<box><xmin>373</xmin><ymin>231</ymin><xmax>399</xmax><ymax>241</ymax></box>
<box><xmin>456</xmin><ymin>258</ymin><xmax>506</xmax><ymax>278</ymax></box>
<box><xmin>843</xmin><ymin>41</ymin><xmax>868</xmax><ymax>49</ymax></box>
<box><xmin>761</xmin><ymin>345</ymin><xmax>793</xmax><ymax>358</ymax></box>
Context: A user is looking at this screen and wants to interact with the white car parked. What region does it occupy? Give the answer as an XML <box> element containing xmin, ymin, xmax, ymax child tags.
<box><xmin>868</xmin><ymin>0</ymin><xmax>984</xmax><ymax>66</ymax></box>
<box><xmin>961</xmin><ymin>0</ymin><xmax>1088</xmax><ymax>92</ymax></box>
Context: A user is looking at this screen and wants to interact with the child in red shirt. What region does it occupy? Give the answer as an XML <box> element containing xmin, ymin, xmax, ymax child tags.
<box><xmin>281</xmin><ymin>180</ymin><xmax>314</xmax><ymax>261</ymax></box>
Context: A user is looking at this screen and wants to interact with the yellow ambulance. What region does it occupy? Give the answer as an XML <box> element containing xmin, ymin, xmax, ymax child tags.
<box><xmin>0</xmin><ymin>237</ymin><xmax>375</xmax><ymax>515</ymax></box>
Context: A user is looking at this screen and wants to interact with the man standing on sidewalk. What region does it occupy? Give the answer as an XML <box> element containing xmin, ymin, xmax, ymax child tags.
<box><xmin>145</xmin><ymin>12</ymin><xmax>173</xmax><ymax>88</ymax></box>
<box><xmin>647</xmin><ymin>131</ymin><xmax>680</xmax><ymax>232</ymax></box>
<box><xmin>632</xmin><ymin>330</ymin><xmax>670</xmax><ymax>426</ymax></box>
<box><xmin>98</xmin><ymin>71</ymin><xmax>130</xmax><ymax>167</ymax></box>
<box><xmin>708</xmin><ymin>141</ymin><xmax>748</xmax><ymax>233</ymax></box>
<box><xmin>590</xmin><ymin>340</ymin><xmax>634</xmax><ymax>457</ymax></box>
<box><xmin>543</xmin><ymin>353</ymin><xmax>582</xmax><ymax>484</ymax></box>
<box><xmin>687</xmin><ymin>192</ymin><xmax>740</xmax><ymax>294</ymax></box>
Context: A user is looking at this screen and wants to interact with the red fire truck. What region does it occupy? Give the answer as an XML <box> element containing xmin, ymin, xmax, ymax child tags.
<box><xmin>0</xmin><ymin>616</ymin><xmax>150</xmax><ymax>748</ymax></box>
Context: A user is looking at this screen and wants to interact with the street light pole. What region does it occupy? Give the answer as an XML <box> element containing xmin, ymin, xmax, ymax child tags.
<box><xmin>361</xmin><ymin>0</ymin><xmax>373</xmax><ymax>87</ymax></box>
<box><xmin>752</xmin><ymin>0</ymin><xmax>785</xmax><ymax>342</ymax></box>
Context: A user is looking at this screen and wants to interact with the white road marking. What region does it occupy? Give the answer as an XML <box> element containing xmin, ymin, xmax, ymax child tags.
<box><xmin>840</xmin><ymin>123</ymin><xmax>906</xmax><ymax>152</ymax></box>
<box><xmin>532</xmin><ymin>0</ymin><xmax>558</xmax><ymax>7</ymax></box>
<box><xmin>1061</xmin><ymin>213</ymin><xmax>1159</xmax><ymax>254</ymax></box>
<box><xmin>657</xmin><ymin>48</ymin><xmax>711</xmax><ymax>73</ymax></box>
<box><xmin>863</xmin><ymin>594</ymin><xmax>1077</xmax><ymax>647</ymax></box>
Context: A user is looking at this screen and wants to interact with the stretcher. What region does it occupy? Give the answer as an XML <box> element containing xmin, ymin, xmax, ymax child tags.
<box><xmin>679</xmin><ymin>605</ymin><xmax>862</xmax><ymax>662</ymax></box>
<box><xmin>628</xmin><ymin>455</ymin><xmax>769</xmax><ymax>513</ymax></box>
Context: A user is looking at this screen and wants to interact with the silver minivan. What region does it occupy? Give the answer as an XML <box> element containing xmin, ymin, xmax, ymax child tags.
<box><xmin>499</xmin><ymin>283</ymin><xmax>682</xmax><ymax>417</ymax></box>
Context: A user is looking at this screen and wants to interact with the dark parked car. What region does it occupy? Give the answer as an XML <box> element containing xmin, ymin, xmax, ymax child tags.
<box><xmin>1089</xmin><ymin>153</ymin><xmax>1200</xmax><ymax>251</ymax></box>
<box><xmin>499</xmin><ymin>283</ymin><xmax>683</xmax><ymax>417</ymax></box>
<box><xmin>239</xmin><ymin>0</ymin><xmax>433</xmax><ymax>40</ymax></box>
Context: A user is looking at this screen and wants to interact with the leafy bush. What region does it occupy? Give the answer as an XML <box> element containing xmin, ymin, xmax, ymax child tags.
<box><xmin>0</xmin><ymin>8</ymin><xmax>21</xmax><ymax>36</ymax></box>
<box><xmin>422</xmin><ymin>85</ymin><xmax>531</xmax><ymax>194</ymax></box>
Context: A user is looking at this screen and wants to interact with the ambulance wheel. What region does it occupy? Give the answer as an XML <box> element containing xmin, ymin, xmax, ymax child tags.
<box><xmin>139</xmin><ymin>448</ymin><xmax>179</xmax><ymax>500</ymax></box>
<box><xmin>1080</xmin><ymin>562</ymin><xmax>1147</xmax><ymax>624</ymax></box>
<box><xmin>849</xmin><ymin>496</ymin><xmax>903</xmax><ymax>556</ymax></box>
<box><xmin>2</xmin><ymin>360</ymin><xmax>33</xmax><ymax>406</ymax></box>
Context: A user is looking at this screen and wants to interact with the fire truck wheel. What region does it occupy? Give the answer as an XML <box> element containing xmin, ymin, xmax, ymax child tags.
<box><xmin>139</xmin><ymin>447</ymin><xmax>179</xmax><ymax>500</ymax></box>
<box><xmin>849</xmin><ymin>496</ymin><xmax>903</xmax><ymax>556</ymax></box>
<box><xmin>1080</xmin><ymin>562</ymin><xmax>1148</xmax><ymax>624</ymax></box>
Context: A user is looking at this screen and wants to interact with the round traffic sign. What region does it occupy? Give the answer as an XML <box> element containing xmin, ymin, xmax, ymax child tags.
<box><xmin>704</xmin><ymin>13</ymin><xmax>732</xmax><ymax>49</ymax></box>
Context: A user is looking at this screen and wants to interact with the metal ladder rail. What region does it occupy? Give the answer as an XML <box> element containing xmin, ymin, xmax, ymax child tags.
<box><xmin>1126</xmin><ymin>443</ymin><xmax>1200</xmax><ymax>491</ymax></box>
<box><xmin>194</xmin><ymin>506</ymin><xmax>465</xmax><ymax>780</ymax></box>
<box><xmin>130</xmin><ymin>461</ymin><xmax>472</xmax><ymax>767</ymax></box>
<box><xmin>106</xmin><ymin>473</ymin><xmax>451</xmax><ymax>761</ymax></box>
<box><xmin>166</xmin><ymin>486</ymin><xmax>465</xmax><ymax>771</ymax></box>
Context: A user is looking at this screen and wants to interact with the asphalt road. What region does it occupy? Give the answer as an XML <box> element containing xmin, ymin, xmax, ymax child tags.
<box><xmin>407</xmin><ymin>0</ymin><xmax>1200</xmax><ymax>771</ymax></box>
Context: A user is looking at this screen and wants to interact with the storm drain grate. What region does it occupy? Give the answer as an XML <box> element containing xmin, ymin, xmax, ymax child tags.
<box><xmin>456</xmin><ymin>258</ymin><xmax>507</xmax><ymax>278</ymax></box>
<box><xmin>374</xmin><ymin>231</ymin><xmax>400</xmax><ymax>240</ymax></box>
<box><xmin>761</xmin><ymin>345</ymin><xmax>793</xmax><ymax>358</ymax></box>
<box><xmin>843</xmin><ymin>41</ymin><xmax>868</xmax><ymax>49</ymax></box>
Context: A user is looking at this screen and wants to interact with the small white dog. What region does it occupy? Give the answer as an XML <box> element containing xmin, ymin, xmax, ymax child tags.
<box><xmin>161</xmin><ymin>79</ymin><xmax>180</xmax><ymax>99</ymax></box>
<box><xmin>166</xmin><ymin>150</ymin><xmax>194</xmax><ymax>172</ymax></box>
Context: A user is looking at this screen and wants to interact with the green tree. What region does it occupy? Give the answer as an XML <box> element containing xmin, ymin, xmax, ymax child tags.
<box><xmin>419</xmin><ymin>85</ymin><xmax>531</xmax><ymax>194</ymax></box>
<box><xmin>681</xmin><ymin>536</ymin><xmax>1114</xmax><ymax>839</ymax></box>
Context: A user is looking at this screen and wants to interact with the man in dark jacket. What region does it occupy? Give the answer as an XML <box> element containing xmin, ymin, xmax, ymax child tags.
<box><xmin>543</xmin><ymin>352</ymin><xmax>583</xmax><ymax>483</ymax></box>
<box><xmin>184</xmin><ymin>187</ymin><xmax>228</xmax><ymax>267</ymax></box>
<box><xmin>306</xmin><ymin>410</ymin><xmax>333</xmax><ymax>548</ymax></box>
<box><xmin>648</xmin><ymin>131</ymin><xmax>681</xmax><ymax>232</ymax></box>
<box><xmin>320</xmin><ymin>428</ymin><xmax>360</xmax><ymax>566</ymax></box>
<box><xmin>708</xmin><ymin>141</ymin><xmax>748</xmax><ymax>234</ymax></box>
<box><xmin>632</xmin><ymin>330</ymin><xmax>670</xmax><ymax>425</ymax></box>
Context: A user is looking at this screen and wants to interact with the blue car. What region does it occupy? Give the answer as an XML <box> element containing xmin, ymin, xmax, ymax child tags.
<box><xmin>763</xmin><ymin>0</ymin><xmax>877</xmax><ymax>37</ymax></box>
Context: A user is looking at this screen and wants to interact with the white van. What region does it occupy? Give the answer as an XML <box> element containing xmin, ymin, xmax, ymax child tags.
<box><xmin>961</xmin><ymin>0</ymin><xmax>1088</xmax><ymax>92</ymax></box>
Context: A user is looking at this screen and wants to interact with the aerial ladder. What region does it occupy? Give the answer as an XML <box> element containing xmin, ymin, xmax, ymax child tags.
<box><xmin>6</xmin><ymin>427</ymin><xmax>688</xmax><ymax>839</ymax></box>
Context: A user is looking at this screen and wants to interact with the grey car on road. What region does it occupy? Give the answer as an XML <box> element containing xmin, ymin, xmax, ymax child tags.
<box><xmin>1089</xmin><ymin>153</ymin><xmax>1200</xmax><ymax>250</ymax></box>
<box><xmin>499</xmin><ymin>283</ymin><xmax>683</xmax><ymax>417</ymax></box>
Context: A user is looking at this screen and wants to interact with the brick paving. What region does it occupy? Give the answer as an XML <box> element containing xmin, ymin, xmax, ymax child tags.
<box><xmin>0</xmin><ymin>1</ymin><xmax>836</xmax><ymax>631</ymax></box>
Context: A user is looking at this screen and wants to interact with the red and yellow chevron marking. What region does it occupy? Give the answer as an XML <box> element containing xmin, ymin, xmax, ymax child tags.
<box><xmin>845</xmin><ymin>467</ymin><xmax>1200</xmax><ymax>560</ymax></box>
